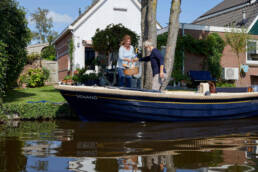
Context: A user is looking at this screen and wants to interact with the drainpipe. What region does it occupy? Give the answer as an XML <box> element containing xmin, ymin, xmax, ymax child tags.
<box><xmin>182</xmin><ymin>23</ymin><xmax>185</xmax><ymax>75</ymax></box>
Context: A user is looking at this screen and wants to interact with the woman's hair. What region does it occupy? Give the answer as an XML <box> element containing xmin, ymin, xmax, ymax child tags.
<box><xmin>121</xmin><ymin>35</ymin><xmax>131</xmax><ymax>46</ymax></box>
<box><xmin>143</xmin><ymin>40</ymin><xmax>154</xmax><ymax>48</ymax></box>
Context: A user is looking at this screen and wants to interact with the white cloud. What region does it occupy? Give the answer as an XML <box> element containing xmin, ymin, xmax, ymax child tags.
<box><xmin>47</xmin><ymin>11</ymin><xmax>73</xmax><ymax>24</ymax></box>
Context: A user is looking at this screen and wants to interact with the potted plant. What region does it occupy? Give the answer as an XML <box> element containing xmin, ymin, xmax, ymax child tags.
<box><xmin>82</xmin><ymin>73</ymin><xmax>99</xmax><ymax>86</ymax></box>
<box><xmin>63</xmin><ymin>75</ymin><xmax>73</xmax><ymax>85</ymax></box>
<box><xmin>72</xmin><ymin>68</ymin><xmax>87</xmax><ymax>85</ymax></box>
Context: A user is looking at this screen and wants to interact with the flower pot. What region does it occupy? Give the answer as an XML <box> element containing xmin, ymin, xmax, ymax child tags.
<box><xmin>66</xmin><ymin>79</ymin><xmax>74</xmax><ymax>85</ymax></box>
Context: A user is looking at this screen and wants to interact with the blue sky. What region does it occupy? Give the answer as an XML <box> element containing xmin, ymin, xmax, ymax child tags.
<box><xmin>17</xmin><ymin>0</ymin><xmax>223</xmax><ymax>34</ymax></box>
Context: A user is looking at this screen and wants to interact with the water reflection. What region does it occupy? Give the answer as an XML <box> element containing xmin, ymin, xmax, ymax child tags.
<box><xmin>1</xmin><ymin>118</ymin><xmax>258</xmax><ymax>171</ymax></box>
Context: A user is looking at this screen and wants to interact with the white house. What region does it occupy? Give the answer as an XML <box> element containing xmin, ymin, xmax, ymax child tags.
<box><xmin>54</xmin><ymin>0</ymin><xmax>162</xmax><ymax>81</ymax></box>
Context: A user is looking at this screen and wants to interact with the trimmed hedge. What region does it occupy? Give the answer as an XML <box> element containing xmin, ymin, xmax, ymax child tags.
<box><xmin>0</xmin><ymin>103</ymin><xmax>76</xmax><ymax>121</ymax></box>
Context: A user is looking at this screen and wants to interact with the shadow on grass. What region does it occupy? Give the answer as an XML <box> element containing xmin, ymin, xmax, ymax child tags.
<box><xmin>41</xmin><ymin>89</ymin><xmax>61</xmax><ymax>93</ymax></box>
<box><xmin>3</xmin><ymin>90</ymin><xmax>36</xmax><ymax>104</ymax></box>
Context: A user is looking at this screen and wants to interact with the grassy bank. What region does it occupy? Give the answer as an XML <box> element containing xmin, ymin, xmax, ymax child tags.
<box><xmin>3</xmin><ymin>86</ymin><xmax>65</xmax><ymax>104</ymax></box>
<box><xmin>1</xmin><ymin>86</ymin><xmax>77</xmax><ymax>122</ymax></box>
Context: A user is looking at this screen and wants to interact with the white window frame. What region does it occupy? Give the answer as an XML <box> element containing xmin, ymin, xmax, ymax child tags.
<box><xmin>246</xmin><ymin>39</ymin><xmax>258</xmax><ymax>66</ymax></box>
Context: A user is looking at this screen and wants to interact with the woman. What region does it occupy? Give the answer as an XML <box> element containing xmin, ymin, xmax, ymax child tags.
<box><xmin>138</xmin><ymin>40</ymin><xmax>167</xmax><ymax>90</ymax></box>
<box><xmin>117</xmin><ymin>35</ymin><xmax>136</xmax><ymax>87</ymax></box>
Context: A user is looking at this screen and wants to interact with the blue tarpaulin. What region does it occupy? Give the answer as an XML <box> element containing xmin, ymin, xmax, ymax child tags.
<box><xmin>27</xmin><ymin>100</ymin><xmax>63</xmax><ymax>105</ymax></box>
<box><xmin>188</xmin><ymin>71</ymin><xmax>215</xmax><ymax>82</ymax></box>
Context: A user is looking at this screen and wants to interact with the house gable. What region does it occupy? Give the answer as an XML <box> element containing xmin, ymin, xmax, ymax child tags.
<box><xmin>54</xmin><ymin>0</ymin><xmax>162</xmax><ymax>45</ymax></box>
<box><xmin>70</xmin><ymin>0</ymin><xmax>161</xmax><ymax>32</ymax></box>
<box><xmin>73</xmin><ymin>0</ymin><xmax>143</xmax><ymax>39</ymax></box>
<box><xmin>249</xmin><ymin>17</ymin><xmax>258</xmax><ymax>35</ymax></box>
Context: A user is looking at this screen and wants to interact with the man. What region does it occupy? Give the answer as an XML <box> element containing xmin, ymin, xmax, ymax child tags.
<box><xmin>136</xmin><ymin>40</ymin><xmax>166</xmax><ymax>90</ymax></box>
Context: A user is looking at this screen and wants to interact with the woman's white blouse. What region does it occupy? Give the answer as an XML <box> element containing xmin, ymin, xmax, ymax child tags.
<box><xmin>117</xmin><ymin>45</ymin><xmax>136</xmax><ymax>69</ymax></box>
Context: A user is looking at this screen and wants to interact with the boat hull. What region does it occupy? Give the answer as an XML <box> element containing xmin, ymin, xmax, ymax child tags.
<box><xmin>57</xmin><ymin>86</ymin><xmax>258</xmax><ymax>122</ymax></box>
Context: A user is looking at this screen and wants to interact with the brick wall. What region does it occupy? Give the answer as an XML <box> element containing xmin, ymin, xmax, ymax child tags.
<box><xmin>183</xmin><ymin>29</ymin><xmax>209</xmax><ymax>74</ymax></box>
<box><xmin>184</xmin><ymin>52</ymin><xmax>206</xmax><ymax>74</ymax></box>
<box><xmin>55</xmin><ymin>32</ymin><xmax>72</xmax><ymax>81</ymax></box>
<box><xmin>58</xmin><ymin>55</ymin><xmax>69</xmax><ymax>81</ymax></box>
<box><xmin>182</xmin><ymin>29</ymin><xmax>258</xmax><ymax>87</ymax></box>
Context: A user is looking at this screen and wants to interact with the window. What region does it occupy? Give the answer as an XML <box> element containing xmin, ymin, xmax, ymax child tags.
<box><xmin>247</xmin><ymin>40</ymin><xmax>258</xmax><ymax>65</ymax></box>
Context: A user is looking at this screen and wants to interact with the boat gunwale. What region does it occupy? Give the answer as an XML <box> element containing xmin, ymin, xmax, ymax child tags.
<box><xmin>55</xmin><ymin>85</ymin><xmax>258</xmax><ymax>100</ymax></box>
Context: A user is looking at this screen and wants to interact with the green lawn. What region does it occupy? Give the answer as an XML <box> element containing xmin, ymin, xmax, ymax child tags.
<box><xmin>3</xmin><ymin>86</ymin><xmax>66</xmax><ymax>104</ymax></box>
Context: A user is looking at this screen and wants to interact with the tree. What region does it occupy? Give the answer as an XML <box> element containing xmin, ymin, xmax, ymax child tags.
<box><xmin>92</xmin><ymin>24</ymin><xmax>139</xmax><ymax>65</ymax></box>
<box><xmin>41</xmin><ymin>46</ymin><xmax>56</xmax><ymax>61</ymax></box>
<box><xmin>40</xmin><ymin>31</ymin><xmax>58</xmax><ymax>61</ymax></box>
<box><xmin>92</xmin><ymin>24</ymin><xmax>139</xmax><ymax>85</ymax></box>
<box><xmin>225</xmin><ymin>27</ymin><xmax>251</xmax><ymax>68</ymax></box>
<box><xmin>141</xmin><ymin>0</ymin><xmax>158</xmax><ymax>89</ymax></box>
<box><xmin>161</xmin><ymin>0</ymin><xmax>181</xmax><ymax>90</ymax></box>
<box><xmin>225</xmin><ymin>27</ymin><xmax>255</xmax><ymax>85</ymax></box>
<box><xmin>31</xmin><ymin>8</ymin><xmax>54</xmax><ymax>43</ymax></box>
<box><xmin>0</xmin><ymin>0</ymin><xmax>31</xmax><ymax>104</ymax></box>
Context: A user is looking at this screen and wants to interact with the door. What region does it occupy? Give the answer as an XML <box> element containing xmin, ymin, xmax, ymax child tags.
<box><xmin>85</xmin><ymin>47</ymin><xmax>95</xmax><ymax>70</ymax></box>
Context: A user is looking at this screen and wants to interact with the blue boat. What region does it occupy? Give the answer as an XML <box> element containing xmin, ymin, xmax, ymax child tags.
<box><xmin>56</xmin><ymin>85</ymin><xmax>258</xmax><ymax>122</ymax></box>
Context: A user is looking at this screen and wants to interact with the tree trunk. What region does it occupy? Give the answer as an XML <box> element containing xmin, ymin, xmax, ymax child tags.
<box><xmin>147</xmin><ymin>0</ymin><xmax>157</xmax><ymax>47</ymax></box>
<box><xmin>161</xmin><ymin>0</ymin><xmax>181</xmax><ymax>90</ymax></box>
<box><xmin>141</xmin><ymin>0</ymin><xmax>148</xmax><ymax>48</ymax></box>
<box><xmin>141</xmin><ymin>0</ymin><xmax>148</xmax><ymax>89</ymax></box>
<box><xmin>142</xmin><ymin>0</ymin><xmax>158</xmax><ymax>89</ymax></box>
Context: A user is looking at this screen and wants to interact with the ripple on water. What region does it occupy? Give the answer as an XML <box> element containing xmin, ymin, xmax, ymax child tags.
<box><xmin>1</xmin><ymin>119</ymin><xmax>258</xmax><ymax>171</ymax></box>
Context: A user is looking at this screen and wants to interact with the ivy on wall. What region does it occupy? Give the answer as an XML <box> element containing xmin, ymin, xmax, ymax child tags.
<box><xmin>158</xmin><ymin>32</ymin><xmax>225</xmax><ymax>82</ymax></box>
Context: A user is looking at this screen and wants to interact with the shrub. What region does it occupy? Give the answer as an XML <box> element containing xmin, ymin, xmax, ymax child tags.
<box><xmin>72</xmin><ymin>68</ymin><xmax>99</xmax><ymax>85</ymax></box>
<box><xmin>72</xmin><ymin>68</ymin><xmax>87</xmax><ymax>84</ymax></box>
<box><xmin>92</xmin><ymin>24</ymin><xmax>139</xmax><ymax>68</ymax></box>
<box><xmin>43</xmin><ymin>67</ymin><xmax>50</xmax><ymax>81</ymax></box>
<box><xmin>18</xmin><ymin>74</ymin><xmax>27</xmax><ymax>86</ymax></box>
<box><xmin>0</xmin><ymin>41</ymin><xmax>7</xmax><ymax>101</ymax></box>
<box><xmin>157</xmin><ymin>33</ymin><xmax>225</xmax><ymax>82</ymax></box>
<box><xmin>216</xmin><ymin>81</ymin><xmax>236</xmax><ymax>88</ymax></box>
<box><xmin>27</xmin><ymin>53</ymin><xmax>40</xmax><ymax>64</ymax></box>
<box><xmin>41</xmin><ymin>45</ymin><xmax>56</xmax><ymax>61</ymax></box>
<box><xmin>20</xmin><ymin>68</ymin><xmax>49</xmax><ymax>88</ymax></box>
<box><xmin>0</xmin><ymin>108</ymin><xmax>7</xmax><ymax>122</ymax></box>
<box><xmin>63</xmin><ymin>75</ymin><xmax>73</xmax><ymax>81</ymax></box>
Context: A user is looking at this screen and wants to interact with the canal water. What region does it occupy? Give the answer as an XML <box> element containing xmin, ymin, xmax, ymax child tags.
<box><xmin>1</xmin><ymin>119</ymin><xmax>258</xmax><ymax>172</ymax></box>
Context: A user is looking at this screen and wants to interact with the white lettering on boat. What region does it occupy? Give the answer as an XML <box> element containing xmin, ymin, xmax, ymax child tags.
<box><xmin>76</xmin><ymin>95</ymin><xmax>98</xmax><ymax>100</ymax></box>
